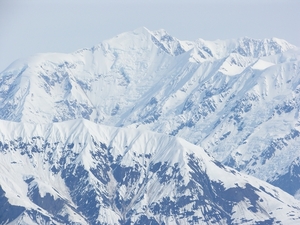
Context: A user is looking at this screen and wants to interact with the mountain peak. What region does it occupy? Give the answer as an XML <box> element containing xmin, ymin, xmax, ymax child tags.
<box><xmin>1</xmin><ymin>28</ymin><xmax>300</xmax><ymax>205</ymax></box>
<box><xmin>150</xmin><ymin>28</ymin><xmax>170</xmax><ymax>39</ymax></box>
<box><xmin>234</xmin><ymin>36</ymin><xmax>297</xmax><ymax>57</ymax></box>
<box><xmin>149</xmin><ymin>28</ymin><xmax>193</xmax><ymax>56</ymax></box>
<box><xmin>191</xmin><ymin>36</ymin><xmax>297</xmax><ymax>61</ymax></box>
<box><xmin>132</xmin><ymin>26</ymin><xmax>152</xmax><ymax>35</ymax></box>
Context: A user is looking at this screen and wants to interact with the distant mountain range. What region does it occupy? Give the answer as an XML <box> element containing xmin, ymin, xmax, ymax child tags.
<box><xmin>1</xmin><ymin>27</ymin><xmax>300</xmax><ymax>224</ymax></box>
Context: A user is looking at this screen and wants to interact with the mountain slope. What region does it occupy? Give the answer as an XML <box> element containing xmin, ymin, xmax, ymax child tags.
<box><xmin>1</xmin><ymin>119</ymin><xmax>300</xmax><ymax>224</ymax></box>
<box><xmin>0</xmin><ymin>27</ymin><xmax>299</xmax><ymax>198</ymax></box>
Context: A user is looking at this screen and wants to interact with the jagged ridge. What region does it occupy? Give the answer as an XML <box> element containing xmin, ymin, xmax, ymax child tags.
<box><xmin>0</xmin><ymin>27</ymin><xmax>300</xmax><ymax>199</ymax></box>
<box><xmin>1</xmin><ymin>119</ymin><xmax>300</xmax><ymax>224</ymax></box>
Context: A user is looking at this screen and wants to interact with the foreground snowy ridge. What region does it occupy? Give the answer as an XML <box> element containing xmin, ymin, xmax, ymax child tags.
<box><xmin>1</xmin><ymin>119</ymin><xmax>300</xmax><ymax>224</ymax></box>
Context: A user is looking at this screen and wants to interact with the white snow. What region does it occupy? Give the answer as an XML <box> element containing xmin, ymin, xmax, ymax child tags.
<box><xmin>0</xmin><ymin>119</ymin><xmax>300</xmax><ymax>223</ymax></box>
<box><xmin>0</xmin><ymin>27</ymin><xmax>300</xmax><ymax>224</ymax></box>
<box><xmin>252</xmin><ymin>59</ymin><xmax>275</xmax><ymax>70</ymax></box>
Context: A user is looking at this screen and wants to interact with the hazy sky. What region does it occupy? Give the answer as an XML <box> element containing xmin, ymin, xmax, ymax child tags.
<box><xmin>0</xmin><ymin>0</ymin><xmax>299</xmax><ymax>72</ymax></box>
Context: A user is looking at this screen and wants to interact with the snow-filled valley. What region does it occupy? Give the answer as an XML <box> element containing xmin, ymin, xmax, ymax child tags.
<box><xmin>1</xmin><ymin>27</ymin><xmax>300</xmax><ymax>224</ymax></box>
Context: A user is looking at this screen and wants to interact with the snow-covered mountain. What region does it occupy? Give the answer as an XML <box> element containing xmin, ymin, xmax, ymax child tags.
<box><xmin>1</xmin><ymin>27</ymin><xmax>299</xmax><ymax>198</ymax></box>
<box><xmin>1</xmin><ymin>119</ymin><xmax>300</xmax><ymax>224</ymax></box>
<box><xmin>1</xmin><ymin>27</ymin><xmax>300</xmax><ymax>223</ymax></box>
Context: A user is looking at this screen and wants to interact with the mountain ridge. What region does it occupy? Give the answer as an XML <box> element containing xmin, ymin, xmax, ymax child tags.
<box><xmin>1</xmin><ymin>28</ymin><xmax>300</xmax><ymax>224</ymax></box>
<box><xmin>1</xmin><ymin>119</ymin><xmax>300</xmax><ymax>224</ymax></box>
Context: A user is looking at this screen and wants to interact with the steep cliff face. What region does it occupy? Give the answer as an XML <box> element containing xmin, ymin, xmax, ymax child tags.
<box><xmin>0</xmin><ymin>27</ymin><xmax>299</xmax><ymax>201</ymax></box>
